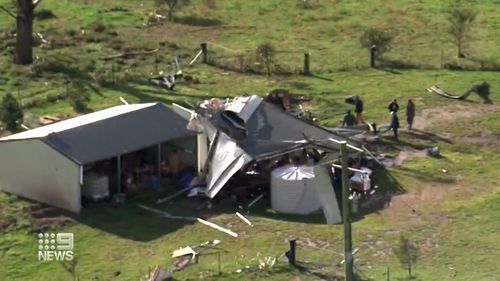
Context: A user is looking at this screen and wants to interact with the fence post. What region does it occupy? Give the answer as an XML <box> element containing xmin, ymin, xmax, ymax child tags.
<box><xmin>303</xmin><ymin>52</ymin><xmax>310</xmax><ymax>75</ymax></box>
<box><xmin>370</xmin><ymin>45</ymin><xmax>377</xmax><ymax>68</ymax></box>
<box><xmin>200</xmin><ymin>42</ymin><xmax>208</xmax><ymax>64</ymax></box>
<box><xmin>286</xmin><ymin>239</ymin><xmax>296</xmax><ymax>265</ymax></box>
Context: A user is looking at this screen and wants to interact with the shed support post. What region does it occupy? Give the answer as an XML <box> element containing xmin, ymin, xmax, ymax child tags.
<box><xmin>197</xmin><ymin>133</ymin><xmax>208</xmax><ymax>173</ymax></box>
<box><xmin>157</xmin><ymin>143</ymin><xmax>162</xmax><ymax>184</ymax></box>
<box><xmin>117</xmin><ymin>155</ymin><xmax>121</xmax><ymax>193</ymax></box>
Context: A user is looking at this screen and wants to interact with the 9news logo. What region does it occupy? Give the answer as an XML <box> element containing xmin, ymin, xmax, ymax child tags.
<box><xmin>37</xmin><ymin>232</ymin><xmax>74</xmax><ymax>261</ymax></box>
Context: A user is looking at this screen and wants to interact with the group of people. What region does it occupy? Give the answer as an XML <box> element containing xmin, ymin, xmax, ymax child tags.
<box><xmin>342</xmin><ymin>96</ymin><xmax>416</xmax><ymax>139</ymax></box>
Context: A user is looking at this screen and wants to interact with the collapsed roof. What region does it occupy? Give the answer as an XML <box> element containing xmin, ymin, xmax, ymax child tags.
<box><xmin>191</xmin><ymin>95</ymin><xmax>359</xmax><ymax>198</ymax></box>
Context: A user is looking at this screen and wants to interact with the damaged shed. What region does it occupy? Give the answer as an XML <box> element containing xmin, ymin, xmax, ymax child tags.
<box><xmin>0</xmin><ymin>103</ymin><xmax>193</xmax><ymax>212</ymax></box>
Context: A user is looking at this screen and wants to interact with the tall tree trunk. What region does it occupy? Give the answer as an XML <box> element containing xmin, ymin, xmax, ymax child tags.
<box><xmin>14</xmin><ymin>5</ymin><xmax>34</xmax><ymax>65</ymax></box>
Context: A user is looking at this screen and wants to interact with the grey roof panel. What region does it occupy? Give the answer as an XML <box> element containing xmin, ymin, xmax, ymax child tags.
<box><xmin>43</xmin><ymin>103</ymin><xmax>191</xmax><ymax>164</ymax></box>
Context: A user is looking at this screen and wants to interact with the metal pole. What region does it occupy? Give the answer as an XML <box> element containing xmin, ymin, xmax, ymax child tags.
<box><xmin>157</xmin><ymin>143</ymin><xmax>161</xmax><ymax>185</ymax></box>
<box><xmin>117</xmin><ymin>155</ymin><xmax>121</xmax><ymax>193</ymax></box>
<box><xmin>340</xmin><ymin>141</ymin><xmax>354</xmax><ymax>281</ymax></box>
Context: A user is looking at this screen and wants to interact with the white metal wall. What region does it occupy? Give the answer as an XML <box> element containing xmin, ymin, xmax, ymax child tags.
<box><xmin>0</xmin><ymin>139</ymin><xmax>81</xmax><ymax>212</ymax></box>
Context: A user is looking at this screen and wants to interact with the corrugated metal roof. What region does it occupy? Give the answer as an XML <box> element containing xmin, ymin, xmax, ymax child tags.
<box><xmin>0</xmin><ymin>103</ymin><xmax>192</xmax><ymax>164</ymax></box>
<box><xmin>0</xmin><ymin>103</ymin><xmax>156</xmax><ymax>141</ymax></box>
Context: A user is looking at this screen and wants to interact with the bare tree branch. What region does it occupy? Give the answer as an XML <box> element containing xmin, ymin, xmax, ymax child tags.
<box><xmin>0</xmin><ymin>5</ymin><xmax>16</xmax><ymax>18</ymax></box>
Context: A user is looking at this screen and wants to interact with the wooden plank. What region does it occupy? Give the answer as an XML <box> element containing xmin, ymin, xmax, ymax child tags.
<box><xmin>196</xmin><ymin>218</ymin><xmax>238</xmax><ymax>237</ymax></box>
<box><xmin>236</xmin><ymin>212</ymin><xmax>253</xmax><ymax>227</ymax></box>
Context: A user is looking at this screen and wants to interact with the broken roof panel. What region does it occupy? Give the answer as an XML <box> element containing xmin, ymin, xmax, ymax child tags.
<box><xmin>238</xmin><ymin>101</ymin><xmax>351</xmax><ymax>159</ymax></box>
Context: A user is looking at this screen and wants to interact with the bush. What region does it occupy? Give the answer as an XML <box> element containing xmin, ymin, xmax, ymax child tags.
<box><xmin>359</xmin><ymin>27</ymin><xmax>394</xmax><ymax>58</ymax></box>
<box><xmin>256</xmin><ymin>42</ymin><xmax>276</xmax><ymax>76</ymax></box>
<box><xmin>0</xmin><ymin>93</ymin><xmax>23</xmax><ymax>132</ymax></box>
<box><xmin>447</xmin><ymin>7</ymin><xmax>476</xmax><ymax>58</ymax></box>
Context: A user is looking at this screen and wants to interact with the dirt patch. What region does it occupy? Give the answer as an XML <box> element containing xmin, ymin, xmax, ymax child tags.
<box><xmin>413</xmin><ymin>103</ymin><xmax>489</xmax><ymax>130</ymax></box>
<box><xmin>393</xmin><ymin>149</ymin><xmax>428</xmax><ymax>166</ymax></box>
<box><xmin>31</xmin><ymin>216</ymin><xmax>71</xmax><ymax>232</ymax></box>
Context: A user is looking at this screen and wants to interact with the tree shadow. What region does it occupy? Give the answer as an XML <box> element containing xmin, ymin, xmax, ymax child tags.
<box><xmin>175</xmin><ymin>16</ymin><xmax>222</xmax><ymax>27</ymax></box>
<box><xmin>374</xmin><ymin>66</ymin><xmax>402</xmax><ymax>75</ymax></box>
<box><xmin>311</xmin><ymin>74</ymin><xmax>334</xmax><ymax>82</ymax></box>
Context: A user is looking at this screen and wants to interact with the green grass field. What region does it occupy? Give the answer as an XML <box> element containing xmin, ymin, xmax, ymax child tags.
<box><xmin>1</xmin><ymin>0</ymin><xmax>500</xmax><ymax>280</ymax></box>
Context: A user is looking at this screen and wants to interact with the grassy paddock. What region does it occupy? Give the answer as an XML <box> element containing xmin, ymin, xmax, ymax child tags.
<box><xmin>1</xmin><ymin>0</ymin><xmax>500</xmax><ymax>280</ymax></box>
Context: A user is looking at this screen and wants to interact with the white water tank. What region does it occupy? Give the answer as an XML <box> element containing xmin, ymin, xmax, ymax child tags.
<box><xmin>270</xmin><ymin>165</ymin><xmax>321</xmax><ymax>215</ymax></box>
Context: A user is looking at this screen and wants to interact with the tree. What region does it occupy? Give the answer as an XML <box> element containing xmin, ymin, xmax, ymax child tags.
<box><xmin>0</xmin><ymin>94</ymin><xmax>24</xmax><ymax>132</ymax></box>
<box><xmin>393</xmin><ymin>235</ymin><xmax>419</xmax><ymax>279</ymax></box>
<box><xmin>0</xmin><ymin>0</ymin><xmax>43</xmax><ymax>65</ymax></box>
<box><xmin>256</xmin><ymin>42</ymin><xmax>276</xmax><ymax>76</ymax></box>
<box><xmin>359</xmin><ymin>27</ymin><xmax>394</xmax><ymax>59</ymax></box>
<box><xmin>155</xmin><ymin>0</ymin><xmax>190</xmax><ymax>21</ymax></box>
<box><xmin>447</xmin><ymin>7</ymin><xmax>476</xmax><ymax>58</ymax></box>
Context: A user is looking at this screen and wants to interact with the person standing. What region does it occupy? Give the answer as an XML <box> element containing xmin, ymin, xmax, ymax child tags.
<box><xmin>343</xmin><ymin>110</ymin><xmax>357</xmax><ymax>127</ymax></box>
<box><xmin>388</xmin><ymin>99</ymin><xmax>399</xmax><ymax>112</ymax></box>
<box><xmin>390</xmin><ymin>111</ymin><xmax>400</xmax><ymax>138</ymax></box>
<box><xmin>406</xmin><ymin>99</ymin><xmax>415</xmax><ymax>130</ymax></box>
<box><xmin>354</xmin><ymin>96</ymin><xmax>364</xmax><ymax>123</ymax></box>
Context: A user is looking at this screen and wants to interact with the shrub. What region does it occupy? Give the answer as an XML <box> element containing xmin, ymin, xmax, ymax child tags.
<box><xmin>359</xmin><ymin>27</ymin><xmax>394</xmax><ymax>58</ymax></box>
<box><xmin>0</xmin><ymin>93</ymin><xmax>23</xmax><ymax>132</ymax></box>
<box><xmin>256</xmin><ymin>42</ymin><xmax>276</xmax><ymax>76</ymax></box>
<box><xmin>447</xmin><ymin>7</ymin><xmax>476</xmax><ymax>58</ymax></box>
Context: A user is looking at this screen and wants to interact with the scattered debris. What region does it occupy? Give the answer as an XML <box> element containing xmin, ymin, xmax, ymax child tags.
<box><xmin>172</xmin><ymin>240</ymin><xmax>221</xmax><ymax>271</ymax></box>
<box><xmin>196</xmin><ymin>218</ymin><xmax>238</xmax><ymax>238</ymax></box>
<box><xmin>137</xmin><ymin>204</ymin><xmax>197</xmax><ymax>221</ymax></box>
<box><xmin>427</xmin><ymin>147</ymin><xmax>440</xmax><ymax>157</ymax></box>
<box><xmin>150</xmin><ymin>72</ymin><xmax>179</xmax><ymax>90</ymax></box>
<box><xmin>38</xmin><ymin>115</ymin><xmax>60</xmax><ymax>125</ymax></box>
<box><xmin>156</xmin><ymin>186</ymin><xmax>196</xmax><ymax>204</ymax></box>
<box><xmin>172</xmin><ymin>246</ymin><xmax>196</xmax><ymax>259</ymax></box>
<box><xmin>247</xmin><ymin>193</ymin><xmax>264</xmax><ymax>208</ymax></box>
<box><xmin>138</xmin><ymin>204</ymin><xmax>238</xmax><ymax>237</ymax></box>
<box><xmin>426</xmin><ymin>82</ymin><xmax>492</xmax><ymax>104</ymax></box>
<box><xmin>236</xmin><ymin>212</ymin><xmax>253</xmax><ymax>227</ymax></box>
<box><xmin>143</xmin><ymin>265</ymin><xmax>172</xmax><ymax>281</ymax></box>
